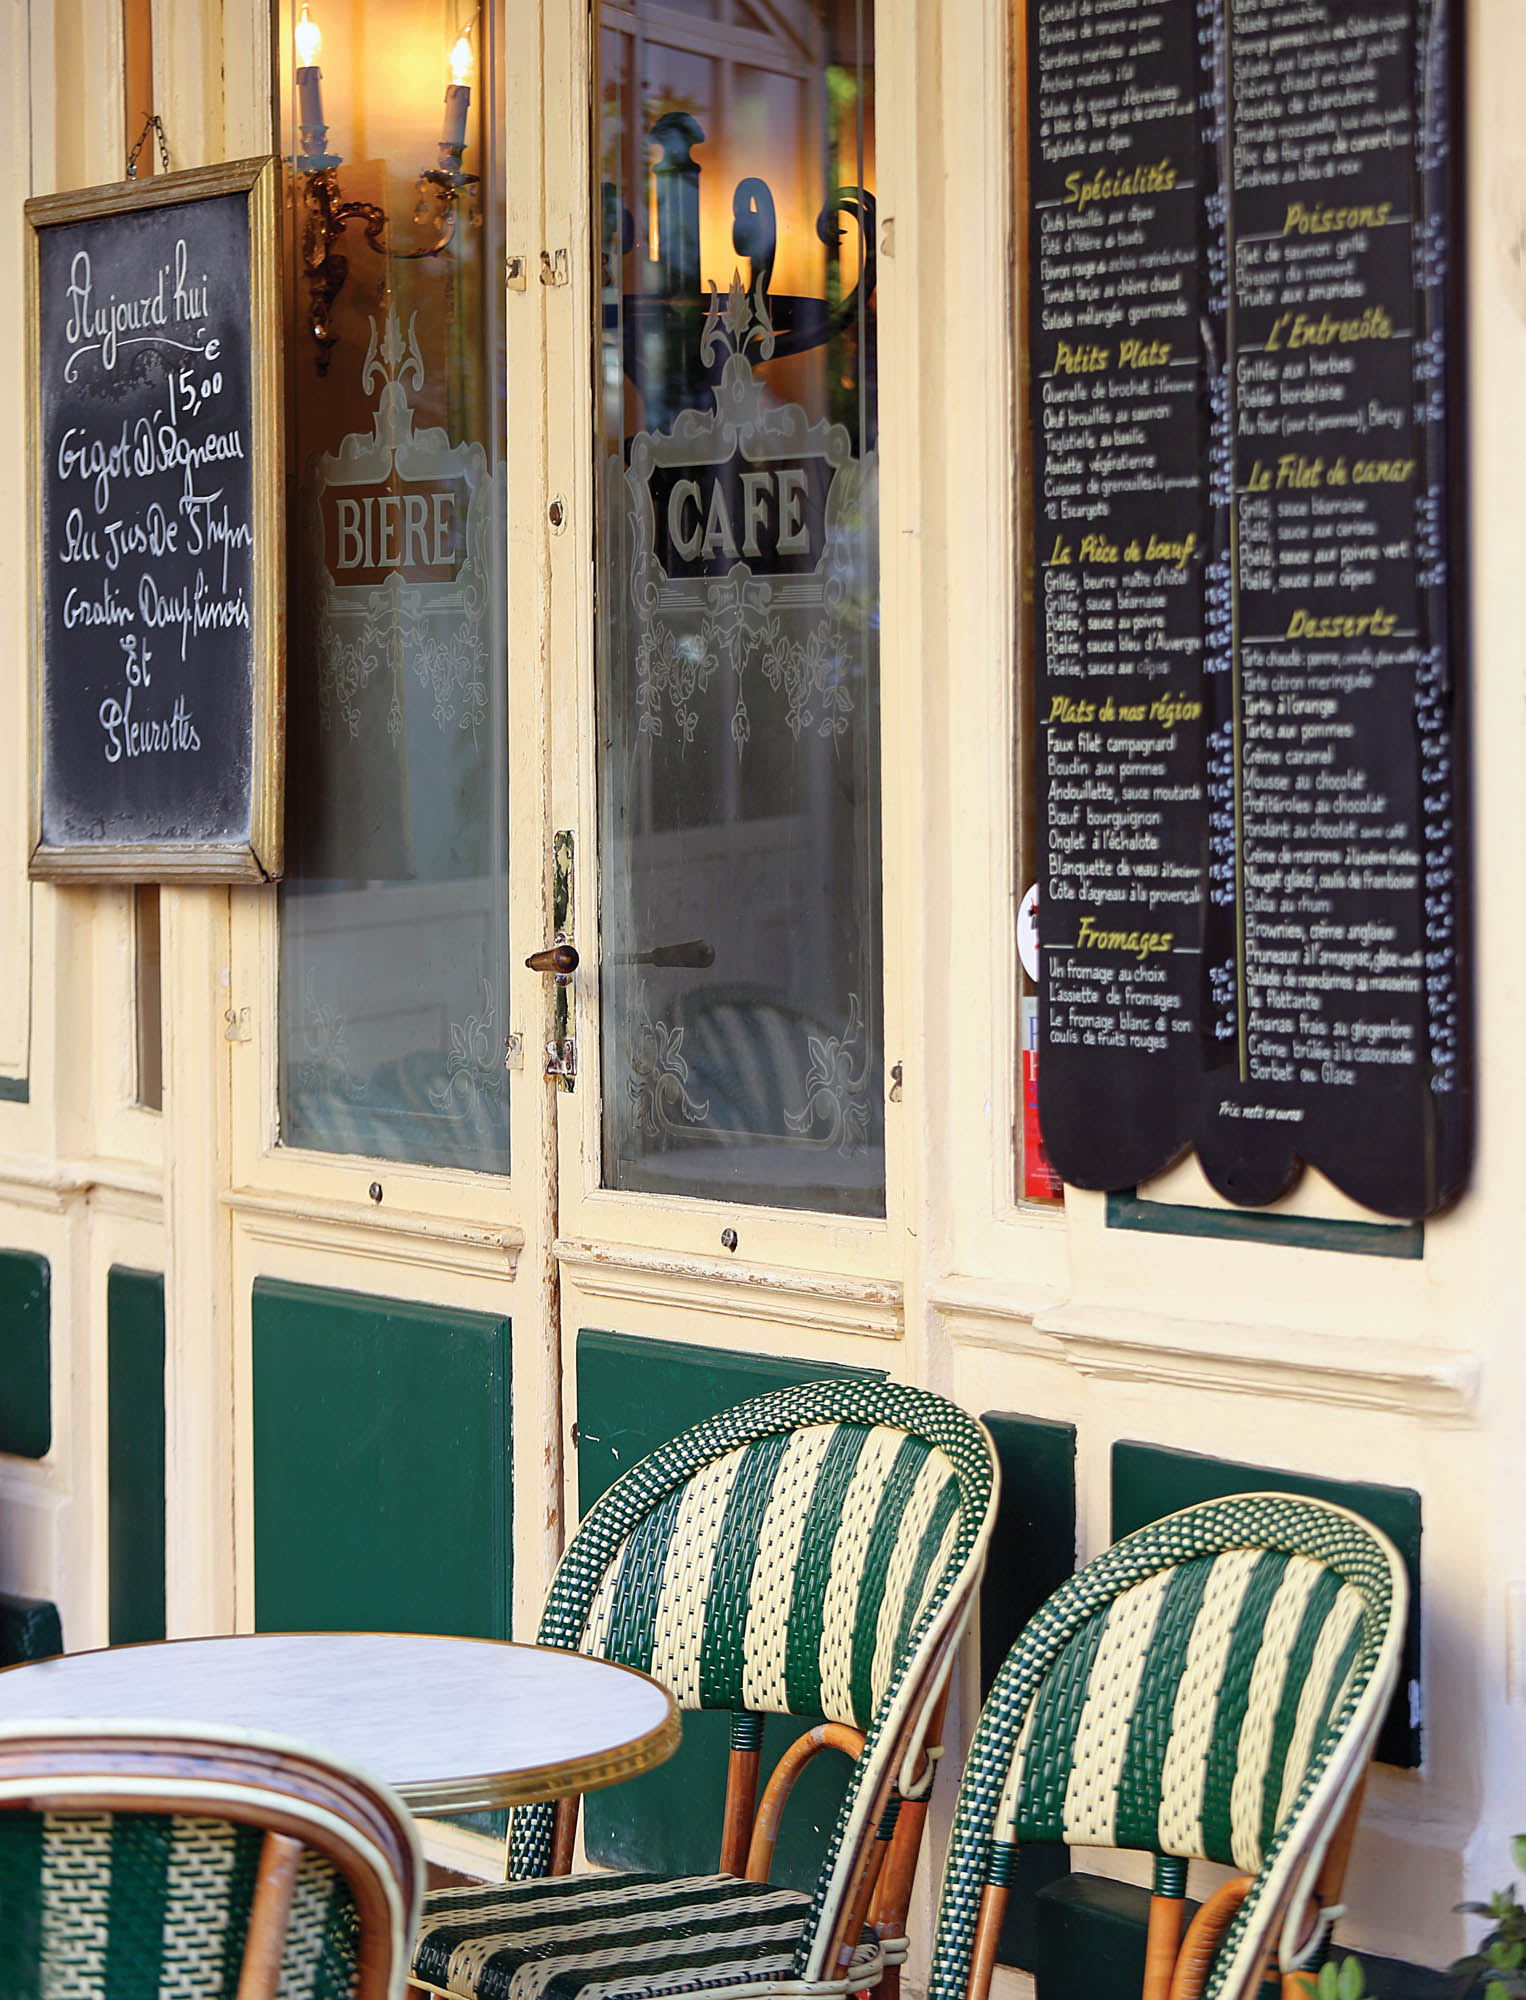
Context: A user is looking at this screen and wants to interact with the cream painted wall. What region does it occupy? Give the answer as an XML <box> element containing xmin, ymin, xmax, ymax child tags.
<box><xmin>0</xmin><ymin>0</ymin><xmax>1520</xmax><ymax>1978</ymax></box>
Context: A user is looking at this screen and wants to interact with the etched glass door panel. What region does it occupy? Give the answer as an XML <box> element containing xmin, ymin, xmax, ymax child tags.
<box><xmin>596</xmin><ymin>0</ymin><xmax>882</xmax><ymax>1216</ymax></box>
<box><xmin>276</xmin><ymin>0</ymin><xmax>510</xmax><ymax>1171</ymax></box>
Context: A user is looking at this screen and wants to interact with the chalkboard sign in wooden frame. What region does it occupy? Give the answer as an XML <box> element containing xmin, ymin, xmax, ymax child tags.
<box><xmin>25</xmin><ymin>156</ymin><xmax>283</xmax><ymax>882</ymax></box>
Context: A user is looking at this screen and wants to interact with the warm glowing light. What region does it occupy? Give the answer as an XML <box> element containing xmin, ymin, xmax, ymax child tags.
<box><xmin>294</xmin><ymin>2</ymin><xmax>322</xmax><ymax>67</ymax></box>
<box><xmin>449</xmin><ymin>34</ymin><xmax>473</xmax><ymax>86</ymax></box>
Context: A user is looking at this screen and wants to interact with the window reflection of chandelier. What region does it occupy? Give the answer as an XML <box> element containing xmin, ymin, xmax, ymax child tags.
<box><xmin>605</xmin><ymin>110</ymin><xmax>876</xmax><ymax>424</ymax></box>
<box><xmin>292</xmin><ymin>3</ymin><xmax>481</xmax><ymax>373</ymax></box>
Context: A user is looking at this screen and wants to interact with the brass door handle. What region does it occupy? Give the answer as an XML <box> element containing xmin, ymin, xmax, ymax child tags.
<box><xmin>526</xmin><ymin>937</ymin><xmax>579</xmax><ymax>984</ymax></box>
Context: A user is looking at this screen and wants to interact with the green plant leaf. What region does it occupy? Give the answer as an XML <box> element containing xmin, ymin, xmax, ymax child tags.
<box><xmin>1338</xmin><ymin>1956</ymin><xmax>1367</xmax><ymax>2000</ymax></box>
<box><xmin>1512</xmin><ymin>1836</ymin><xmax>1526</xmax><ymax>1875</ymax></box>
<box><xmin>1316</xmin><ymin>1966</ymin><xmax>1340</xmax><ymax>2000</ymax></box>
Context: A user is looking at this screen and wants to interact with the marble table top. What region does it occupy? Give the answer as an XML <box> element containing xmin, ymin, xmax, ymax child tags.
<box><xmin>0</xmin><ymin>1631</ymin><xmax>680</xmax><ymax>1814</ymax></box>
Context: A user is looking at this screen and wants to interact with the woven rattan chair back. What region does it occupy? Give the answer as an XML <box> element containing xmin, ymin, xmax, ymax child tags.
<box><xmin>0</xmin><ymin>1719</ymin><xmax>421</xmax><ymax>1999</ymax></box>
<box><xmin>927</xmin><ymin>1494</ymin><xmax>1407</xmax><ymax>2000</ymax></box>
<box><xmin>511</xmin><ymin>1378</ymin><xmax>998</xmax><ymax>1985</ymax></box>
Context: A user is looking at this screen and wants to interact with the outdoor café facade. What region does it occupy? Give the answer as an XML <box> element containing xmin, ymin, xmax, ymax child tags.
<box><xmin>0</xmin><ymin>0</ymin><xmax>1523</xmax><ymax>1989</ymax></box>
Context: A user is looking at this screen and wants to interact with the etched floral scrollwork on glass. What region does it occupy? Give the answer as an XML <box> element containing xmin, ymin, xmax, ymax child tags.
<box><xmin>596</xmin><ymin>1</ymin><xmax>882</xmax><ymax>1214</ymax></box>
<box><xmin>277</xmin><ymin>0</ymin><xmax>509</xmax><ymax>1175</ymax></box>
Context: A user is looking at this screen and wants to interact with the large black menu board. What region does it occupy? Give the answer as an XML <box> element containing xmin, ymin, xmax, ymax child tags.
<box><xmin>26</xmin><ymin>159</ymin><xmax>283</xmax><ymax>881</ymax></box>
<box><xmin>1028</xmin><ymin>0</ymin><xmax>1469</xmax><ymax>1219</ymax></box>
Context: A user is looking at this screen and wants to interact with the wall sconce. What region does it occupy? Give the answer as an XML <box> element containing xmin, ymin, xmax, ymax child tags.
<box><xmin>294</xmin><ymin>5</ymin><xmax>481</xmax><ymax>373</ymax></box>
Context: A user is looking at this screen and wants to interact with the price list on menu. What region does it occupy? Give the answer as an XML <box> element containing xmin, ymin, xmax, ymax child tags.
<box><xmin>1028</xmin><ymin>0</ymin><xmax>1470</xmax><ymax>1219</ymax></box>
<box><xmin>28</xmin><ymin>162</ymin><xmax>282</xmax><ymax>881</ymax></box>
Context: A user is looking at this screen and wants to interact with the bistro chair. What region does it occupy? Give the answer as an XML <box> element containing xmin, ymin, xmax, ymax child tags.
<box><xmin>923</xmin><ymin>1493</ymin><xmax>1407</xmax><ymax>2000</ymax></box>
<box><xmin>0</xmin><ymin>1718</ymin><xmax>421</xmax><ymax>1998</ymax></box>
<box><xmin>411</xmin><ymin>1377</ymin><xmax>999</xmax><ymax>2000</ymax></box>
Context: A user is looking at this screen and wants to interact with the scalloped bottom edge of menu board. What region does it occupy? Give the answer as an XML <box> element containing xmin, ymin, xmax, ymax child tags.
<box><xmin>1038</xmin><ymin>1097</ymin><xmax>1473</xmax><ymax>1227</ymax></box>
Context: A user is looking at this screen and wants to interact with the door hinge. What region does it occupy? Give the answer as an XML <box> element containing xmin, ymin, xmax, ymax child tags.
<box><xmin>545</xmin><ymin>1036</ymin><xmax>577</xmax><ymax>1085</ymax></box>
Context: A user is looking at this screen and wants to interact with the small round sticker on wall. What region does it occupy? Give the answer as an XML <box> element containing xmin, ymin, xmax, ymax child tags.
<box><xmin>1018</xmin><ymin>882</ymin><xmax>1040</xmax><ymax>984</ymax></box>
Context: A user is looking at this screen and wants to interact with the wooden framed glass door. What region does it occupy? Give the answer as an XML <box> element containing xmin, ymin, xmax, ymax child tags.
<box><xmin>542</xmin><ymin>0</ymin><xmax>909</xmax><ymax>1291</ymax></box>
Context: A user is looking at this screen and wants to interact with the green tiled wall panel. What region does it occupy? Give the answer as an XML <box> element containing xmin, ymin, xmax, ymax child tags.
<box><xmin>0</xmin><ymin>1252</ymin><xmax>50</xmax><ymax>1460</ymax></box>
<box><xmin>576</xmin><ymin>1330</ymin><xmax>881</xmax><ymax>1893</ymax></box>
<box><xmin>252</xmin><ymin>1280</ymin><xmax>511</xmax><ymax>1639</ymax></box>
<box><xmin>979</xmin><ymin>1413</ymin><xmax>1079</xmax><ymax>1972</ymax></box>
<box><xmin>107</xmin><ymin>1267</ymin><xmax>166</xmax><ymax>1645</ymax></box>
<box><xmin>1112</xmin><ymin>1440</ymin><xmax>1423</xmax><ymax>1768</ymax></box>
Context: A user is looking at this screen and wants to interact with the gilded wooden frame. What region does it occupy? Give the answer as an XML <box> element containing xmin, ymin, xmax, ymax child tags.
<box><xmin>25</xmin><ymin>155</ymin><xmax>284</xmax><ymax>882</ymax></box>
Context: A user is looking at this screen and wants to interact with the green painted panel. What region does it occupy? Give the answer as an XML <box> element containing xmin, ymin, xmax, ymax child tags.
<box><xmin>1106</xmin><ymin>1189</ymin><xmax>1424</xmax><ymax>1259</ymax></box>
<box><xmin>0</xmin><ymin>1252</ymin><xmax>50</xmax><ymax>1460</ymax></box>
<box><xmin>576</xmin><ymin>1331</ymin><xmax>880</xmax><ymax>1893</ymax></box>
<box><xmin>0</xmin><ymin>1594</ymin><xmax>62</xmax><ymax>1664</ymax></box>
<box><xmin>0</xmin><ymin>1078</ymin><xmax>28</xmax><ymax>1104</ymax></box>
<box><xmin>1111</xmin><ymin>1441</ymin><xmax>1422</xmax><ymax>1769</ymax></box>
<box><xmin>1035</xmin><ymin>1874</ymin><xmax>1204</xmax><ymax>2000</ymax></box>
<box><xmin>252</xmin><ymin>1280</ymin><xmax>510</xmax><ymax>1639</ymax></box>
<box><xmin>107</xmin><ymin>1268</ymin><xmax>166</xmax><ymax>1645</ymax></box>
<box><xmin>979</xmin><ymin>1414</ymin><xmax>1078</xmax><ymax>1972</ymax></box>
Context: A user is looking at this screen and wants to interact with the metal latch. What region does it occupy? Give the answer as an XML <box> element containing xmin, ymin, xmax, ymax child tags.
<box><xmin>545</xmin><ymin>1036</ymin><xmax>577</xmax><ymax>1083</ymax></box>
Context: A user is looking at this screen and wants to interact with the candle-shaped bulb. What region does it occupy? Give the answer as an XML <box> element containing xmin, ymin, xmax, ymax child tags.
<box><xmin>295</xmin><ymin>3</ymin><xmax>326</xmax><ymax>146</ymax></box>
<box><xmin>441</xmin><ymin>32</ymin><xmax>472</xmax><ymax>154</ymax></box>
<box><xmin>295</xmin><ymin>2</ymin><xmax>322</xmax><ymax>66</ymax></box>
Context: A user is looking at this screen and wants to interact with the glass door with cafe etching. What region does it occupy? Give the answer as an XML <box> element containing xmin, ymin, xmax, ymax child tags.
<box><xmin>545</xmin><ymin>0</ymin><xmax>907</xmax><ymax>1296</ymax></box>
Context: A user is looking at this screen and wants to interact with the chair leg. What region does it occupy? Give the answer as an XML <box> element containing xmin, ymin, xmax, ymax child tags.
<box><xmin>721</xmin><ymin>1719</ymin><xmax>765</xmax><ymax>1877</ymax></box>
<box><xmin>867</xmin><ymin>1675</ymin><xmax>951</xmax><ymax>1946</ymax></box>
<box><xmin>235</xmin><ymin>1830</ymin><xmax>305</xmax><ymax>2000</ymax></box>
<box><xmin>1144</xmin><ymin>1857</ymin><xmax>1190</xmax><ymax>2000</ymax></box>
<box><xmin>551</xmin><ymin>1794</ymin><xmax>580</xmax><ymax>1876</ymax></box>
<box><xmin>968</xmin><ymin>1882</ymin><xmax>1011</xmax><ymax>2000</ymax></box>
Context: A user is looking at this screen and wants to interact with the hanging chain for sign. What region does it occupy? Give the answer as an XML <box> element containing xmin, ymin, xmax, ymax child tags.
<box><xmin>125</xmin><ymin>113</ymin><xmax>172</xmax><ymax>181</ymax></box>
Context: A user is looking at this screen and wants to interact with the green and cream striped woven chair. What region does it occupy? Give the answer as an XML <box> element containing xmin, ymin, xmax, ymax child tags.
<box><xmin>924</xmin><ymin>1493</ymin><xmax>1407</xmax><ymax>2000</ymax></box>
<box><xmin>411</xmin><ymin>1378</ymin><xmax>998</xmax><ymax>2000</ymax></box>
<box><xmin>0</xmin><ymin>1717</ymin><xmax>421</xmax><ymax>1997</ymax></box>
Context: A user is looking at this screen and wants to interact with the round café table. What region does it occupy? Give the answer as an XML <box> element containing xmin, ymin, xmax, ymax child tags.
<box><xmin>0</xmin><ymin>1631</ymin><xmax>680</xmax><ymax>1814</ymax></box>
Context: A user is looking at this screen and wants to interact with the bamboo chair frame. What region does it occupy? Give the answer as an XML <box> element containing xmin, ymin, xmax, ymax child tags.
<box><xmin>536</xmin><ymin>1631</ymin><xmax>963</xmax><ymax>2000</ymax></box>
<box><xmin>958</xmin><ymin>1729</ymin><xmax>1374</xmax><ymax>2000</ymax></box>
<box><xmin>410</xmin><ymin>1382</ymin><xmax>997</xmax><ymax>2000</ymax></box>
<box><xmin>0</xmin><ymin>1721</ymin><xmax>421</xmax><ymax>2000</ymax></box>
<box><xmin>929</xmin><ymin>1496</ymin><xmax>1407</xmax><ymax>2000</ymax></box>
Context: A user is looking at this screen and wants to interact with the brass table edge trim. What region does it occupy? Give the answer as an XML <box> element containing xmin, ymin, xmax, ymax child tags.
<box><xmin>395</xmin><ymin>1705</ymin><xmax>682</xmax><ymax>1815</ymax></box>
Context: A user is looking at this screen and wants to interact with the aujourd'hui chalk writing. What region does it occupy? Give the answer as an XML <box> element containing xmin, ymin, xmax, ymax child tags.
<box><xmin>62</xmin><ymin>239</ymin><xmax>216</xmax><ymax>379</ymax></box>
<box><xmin>50</xmin><ymin>236</ymin><xmax>252</xmax><ymax>766</ymax></box>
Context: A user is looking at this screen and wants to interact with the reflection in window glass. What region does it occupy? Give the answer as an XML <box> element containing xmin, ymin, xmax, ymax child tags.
<box><xmin>276</xmin><ymin>0</ymin><xmax>509</xmax><ymax>1172</ymax></box>
<box><xmin>597</xmin><ymin>0</ymin><xmax>883</xmax><ymax>1216</ymax></box>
